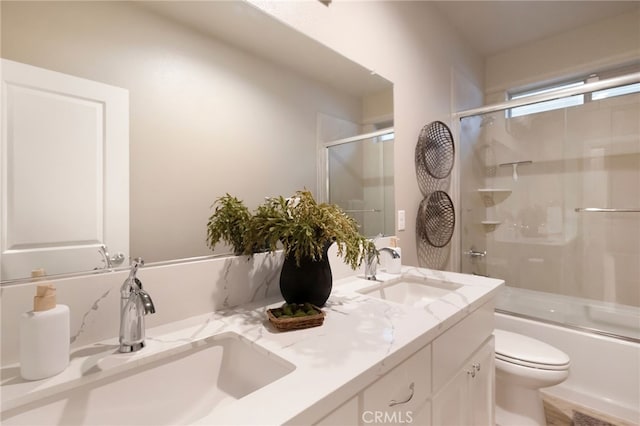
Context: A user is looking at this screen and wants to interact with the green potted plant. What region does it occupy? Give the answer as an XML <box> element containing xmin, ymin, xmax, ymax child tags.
<box><xmin>247</xmin><ymin>189</ymin><xmax>376</xmax><ymax>306</ymax></box>
<box><xmin>206</xmin><ymin>190</ymin><xmax>376</xmax><ymax>306</ymax></box>
<box><xmin>206</xmin><ymin>194</ymin><xmax>252</xmax><ymax>256</ymax></box>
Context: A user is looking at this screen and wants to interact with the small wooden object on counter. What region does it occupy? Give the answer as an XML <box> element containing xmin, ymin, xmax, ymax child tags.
<box><xmin>267</xmin><ymin>303</ymin><xmax>325</xmax><ymax>331</ymax></box>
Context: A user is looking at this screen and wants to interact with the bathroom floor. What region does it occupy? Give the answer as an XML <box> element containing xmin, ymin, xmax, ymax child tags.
<box><xmin>542</xmin><ymin>393</ymin><xmax>634</xmax><ymax>426</ymax></box>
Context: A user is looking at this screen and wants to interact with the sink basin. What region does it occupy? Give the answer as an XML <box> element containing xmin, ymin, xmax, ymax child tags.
<box><xmin>359</xmin><ymin>275</ymin><xmax>461</xmax><ymax>308</ymax></box>
<box><xmin>2</xmin><ymin>332</ymin><xmax>294</xmax><ymax>425</ymax></box>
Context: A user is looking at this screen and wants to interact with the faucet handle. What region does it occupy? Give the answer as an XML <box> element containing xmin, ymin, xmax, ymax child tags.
<box><xmin>97</xmin><ymin>245</ymin><xmax>127</xmax><ymax>269</ymax></box>
<box><xmin>97</xmin><ymin>245</ymin><xmax>110</xmax><ymax>269</ymax></box>
<box><xmin>122</xmin><ymin>257</ymin><xmax>144</xmax><ymax>294</ymax></box>
<box><xmin>128</xmin><ymin>257</ymin><xmax>144</xmax><ymax>279</ymax></box>
<box><xmin>131</xmin><ymin>257</ymin><xmax>144</xmax><ymax>271</ymax></box>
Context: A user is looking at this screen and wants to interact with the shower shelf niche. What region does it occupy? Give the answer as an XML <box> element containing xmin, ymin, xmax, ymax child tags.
<box><xmin>478</xmin><ymin>188</ymin><xmax>511</xmax><ymax>206</ymax></box>
<box><xmin>480</xmin><ymin>220</ymin><xmax>501</xmax><ymax>232</ymax></box>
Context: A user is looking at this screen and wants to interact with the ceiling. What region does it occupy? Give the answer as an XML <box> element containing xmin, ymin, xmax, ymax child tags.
<box><xmin>431</xmin><ymin>1</ymin><xmax>640</xmax><ymax>57</ymax></box>
<box><xmin>137</xmin><ymin>1</ymin><xmax>638</xmax><ymax>93</ymax></box>
<box><xmin>137</xmin><ymin>1</ymin><xmax>391</xmax><ymax>98</ymax></box>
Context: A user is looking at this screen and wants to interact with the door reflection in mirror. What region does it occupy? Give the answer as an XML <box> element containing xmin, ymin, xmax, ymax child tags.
<box><xmin>325</xmin><ymin>128</ymin><xmax>395</xmax><ymax>237</ymax></box>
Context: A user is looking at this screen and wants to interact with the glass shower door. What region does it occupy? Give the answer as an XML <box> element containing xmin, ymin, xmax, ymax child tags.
<box><xmin>458</xmin><ymin>86</ymin><xmax>640</xmax><ymax>341</ymax></box>
<box><xmin>326</xmin><ymin>131</ymin><xmax>394</xmax><ymax>237</ymax></box>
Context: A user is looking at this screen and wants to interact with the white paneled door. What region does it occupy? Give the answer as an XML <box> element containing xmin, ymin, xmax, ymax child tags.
<box><xmin>1</xmin><ymin>59</ymin><xmax>129</xmax><ymax>281</ymax></box>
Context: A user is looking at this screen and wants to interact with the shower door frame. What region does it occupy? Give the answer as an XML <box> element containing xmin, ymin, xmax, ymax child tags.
<box><xmin>319</xmin><ymin>127</ymin><xmax>394</xmax><ymax>237</ymax></box>
<box><xmin>320</xmin><ymin>127</ymin><xmax>395</xmax><ymax>199</ymax></box>
<box><xmin>452</xmin><ymin>72</ymin><xmax>640</xmax><ymax>342</ymax></box>
<box><xmin>454</xmin><ymin>72</ymin><xmax>640</xmax><ymax>121</ymax></box>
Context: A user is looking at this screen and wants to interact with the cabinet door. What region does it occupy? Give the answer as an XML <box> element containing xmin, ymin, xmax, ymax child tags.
<box><xmin>432</xmin><ymin>365</ymin><xmax>470</xmax><ymax>426</ymax></box>
<box><xmin>469</xmin><ymin>338</ymin><xmax>495</xmax><ymax>426</ymax></box>
<box><xmin>432</xmin><ymin>337</ymin><xmax>494</xmax><ymax>426</ymax></box>
<box><xmin>432</xmin><ymin>301</ymin><xmax>494</xmax><ymax>391</ymax></box>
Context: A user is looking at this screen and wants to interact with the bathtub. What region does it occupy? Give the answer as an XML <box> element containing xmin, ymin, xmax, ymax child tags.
<box><xmin>495</xmin><ymin>311</ymin><xmax>640</xmax><ymax>424</ymax></box>
<box><xmin>495</xmin><ymin>286</ymin><xmax>640</xmax><ymax>341</ymax></box>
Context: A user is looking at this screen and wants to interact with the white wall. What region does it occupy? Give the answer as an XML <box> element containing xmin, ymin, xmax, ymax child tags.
<box><xmin>1</xmin><ymin>1</ymin><xmax>363</xmax><ymax>264</ymax></box>
<box><xmin>363</xmin><ymin>88</ymin><xmax>394</xmax><ymax>126</ymax></box>
<box><xmin>485</xmin><ymin>9</ymin><xmax>640</xmax><ymax>100</ymax></box>
<box><xmin>251</xmin><ymin>0</ymin><xmax>484</xmax><ymax>268</ymax></box>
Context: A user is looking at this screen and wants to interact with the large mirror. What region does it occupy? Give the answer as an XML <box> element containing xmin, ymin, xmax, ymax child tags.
<box><xmin>0</xmin><ymin>1</ymin><xmax>393</xmax><ymax>282</ymax></box>
<box><xmin>325</xmin><ymin>128</ymin><xmax>395</xmax><ymax>238</ymax></box>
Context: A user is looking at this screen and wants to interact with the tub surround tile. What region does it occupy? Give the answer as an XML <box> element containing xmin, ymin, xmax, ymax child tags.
<box><xmin>1</xmin><ymin>267</ymin><xmax>503</xmax><ymax>425</ymax></box>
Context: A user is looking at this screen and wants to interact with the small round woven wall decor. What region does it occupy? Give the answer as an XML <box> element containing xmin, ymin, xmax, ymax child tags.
<box><xmin>417</xmin><ymin>190</ymin><xmax>455</xmax><ymax>248</ymax></box>
<box><xmin>416</xmin><ymin>121</ymin><xmax>455</xmax><ymax>179</ymax></box>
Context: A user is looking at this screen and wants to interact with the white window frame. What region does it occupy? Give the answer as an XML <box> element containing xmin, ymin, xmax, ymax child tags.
<box><xmin>507</xmin><ymin>67</ymin><xmax>640</xmax><ymax>118</ymax></box>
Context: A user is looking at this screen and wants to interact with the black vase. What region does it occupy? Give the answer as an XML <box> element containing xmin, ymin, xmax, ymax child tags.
<box><xmin>279</xmin><ymin>244</ymin><xmax>333</xmax><ymax>307</ymax></box>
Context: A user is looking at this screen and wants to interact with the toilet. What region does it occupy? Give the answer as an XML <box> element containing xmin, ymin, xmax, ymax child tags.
<box><xmin>494</xmin><ymin>329</ymin><xmax>570</xmax><ymax>426</ymax></box>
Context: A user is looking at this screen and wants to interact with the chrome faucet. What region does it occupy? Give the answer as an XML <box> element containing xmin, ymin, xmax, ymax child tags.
<box><xmin>97</xmin><ymin>244</ymin><xmax>126</xmax><ymax>270</ymax></box>
<box><xmin>365</xmin><ymin>247</ymin><xmax>400</xmax><ymax>281</ymax></box>
<box><xmin>119</xmin><ymin>258</ymin><xmax>155</xmax><ymax>353</ymax></box>
<box><xmin>364</xmin><ymin>249</ymin><xmax>378</xmax><ymax>281</ymax></box>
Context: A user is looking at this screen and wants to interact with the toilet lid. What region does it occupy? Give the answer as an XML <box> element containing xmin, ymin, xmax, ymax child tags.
<box><xmin>494</xmin><ymin>329</ymin><xmax>570</xmax><ymax>370</ymax></box>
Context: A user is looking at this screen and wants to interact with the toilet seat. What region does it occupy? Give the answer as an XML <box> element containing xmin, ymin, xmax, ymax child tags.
<box><xmin>494</xmin><ymin>329</ymin><xmax>570</xmax><ymax>371</ymax></box>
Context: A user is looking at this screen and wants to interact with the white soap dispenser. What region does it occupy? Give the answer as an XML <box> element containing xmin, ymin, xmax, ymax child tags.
<box><xmin>19</xmin><ymin>269</ymin><xmax>70</xmax><ymax>381</ymax></box>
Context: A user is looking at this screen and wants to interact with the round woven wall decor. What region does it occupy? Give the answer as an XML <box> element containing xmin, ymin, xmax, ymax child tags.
<box><xmin>417</xmin><ymin>190</ymin><xmax>455</xmax><ymax>248</ymax></box>
<box><xmin>415</xmin><ymin>159</ymin><xmax>450</xmax><ymax>197</ymax></box>
<box><xmin>416</xmin><ymin>121</ymin><xmax>455</xmax><ymax>179</ymax></box>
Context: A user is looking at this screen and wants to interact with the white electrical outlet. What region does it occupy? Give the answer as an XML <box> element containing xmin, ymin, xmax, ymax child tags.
<box><xmin>397</xmin><ymin>210</ymin><xmax>406</xmax><ymax>231</ymax></box>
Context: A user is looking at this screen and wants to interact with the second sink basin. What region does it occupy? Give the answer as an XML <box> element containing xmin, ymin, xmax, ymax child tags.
<box><xmin>1</xmin><ymin>332</ymin><xmax>295</xmax><ymax>425</ymax></box>
<box><xmin>359</xmin><ymin>275</ymin><xmax>461</xmax><ymax>308</ymax></box>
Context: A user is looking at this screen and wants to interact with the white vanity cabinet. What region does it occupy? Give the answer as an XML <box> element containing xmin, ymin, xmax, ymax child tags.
<box><xmin>314</xmin><ymin>345</ymin><xmax>431</xmax><ymax>426</ymax></box>
<box><xmin>469</xmin><ymin>339</ymin><xmax>495</xmax><ymax>425</ymax></box>
<box><xmin>432</xmin><ymin>301</ymin><xmax>495</xmax><ymax>426</ymax></box>
<box><xmin>432</xmin><ymin>338</ymin><xmax>494</xmax><ymax>426</ymax></box>
<box><xmin>361</xmin><ymin>343</ymin><xmax>431</xmax><ymax>425</ymax></box>
<box><xmin>315</xmin><ymin>396</ymin><xmax>359</xmax><ymax>426</ymax></box>
<box><xmin>314</xmin><ymin>301</ymin><xmax>495</xmax><ymax>426</ymax></box>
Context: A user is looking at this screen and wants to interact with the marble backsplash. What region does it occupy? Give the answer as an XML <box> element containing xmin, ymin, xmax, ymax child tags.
<box><xmin>0</xmin><ymin>242</ymin><xmax>372</xmax><ymax>366</ymax></box>
<box><xmin>0</xmin><ymin>252</ymin><xmax>285</xmax><ymax>366</ymax></box>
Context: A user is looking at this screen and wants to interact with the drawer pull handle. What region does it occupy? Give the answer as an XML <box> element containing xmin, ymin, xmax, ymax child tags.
<box><xmin>389</xmin><ymin>382</ymin><xmax>414</xmax><ymax>407</ymax></box>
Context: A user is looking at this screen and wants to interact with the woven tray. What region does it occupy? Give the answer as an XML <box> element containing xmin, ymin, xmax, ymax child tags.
<box><xmin>267</xmin><ymin>304</ymin><xmax>325</xmax><ymax>331</ymax></box>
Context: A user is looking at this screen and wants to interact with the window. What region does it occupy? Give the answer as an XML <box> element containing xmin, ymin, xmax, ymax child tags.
<box><xmin>507</xmin><ymin>70</ymin><xmax>640</xmax><ymax>118</ymax></box>
<box><xmin>592</xmin><ymin>82</ymin><xmax>640</xmax><ymax>100</ymax></box>
<box><xmin>508</xmin><ymin>81</ymin><xmax>585</xmax><ymax>118</ymax></box>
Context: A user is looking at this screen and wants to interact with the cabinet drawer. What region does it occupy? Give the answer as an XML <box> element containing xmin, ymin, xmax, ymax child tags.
<box><xmin>315</xmin><ymin>396</ymin><xmax>358</xmax><ymax>426</ymax></box>
<box><xmin>432</xmin><ymin>301</ymin><xmax>494</xmax><ymax>391</ymax></box>
<box><xmin>361</xmin><ymin>344</ymin><xmax>431</xmax><ymax>425</ymax></box>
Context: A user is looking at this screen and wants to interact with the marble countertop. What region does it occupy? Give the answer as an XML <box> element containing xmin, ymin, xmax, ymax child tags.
<box><xmin>1</xmin><ymin>267</ymin><xmax>503</xmax><ymax>425</ymax></box>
